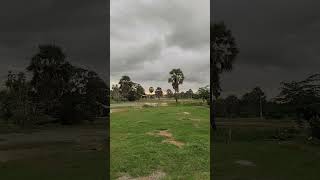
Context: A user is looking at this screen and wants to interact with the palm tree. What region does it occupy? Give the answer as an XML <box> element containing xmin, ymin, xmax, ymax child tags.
<box><xmin>211</xmin><ymin>22</ymin><xmax>239</xmax><ymax>129</ymax></box>
<box><xmin>168</xmin><ymin>69</ymin><xmax>184</xmax><ymax>103</ymax></box>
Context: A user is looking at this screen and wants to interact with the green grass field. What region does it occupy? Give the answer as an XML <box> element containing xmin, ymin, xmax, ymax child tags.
<box><xmin>111</xmin><ymin>102</ymin><xmax>210</xmax><ymax>179</ymax></box>
<box><xmin>213</xmin><ymin>118</ymin><xmax>320</xmax><ymax>180</ymax></box>
<box><xmin>1</xmin><ymin>99</ymin><xmax>320</xmax><ymax>180</ymax></box>
<box><xmin>0</xmin><ymin>119</ymin><xmax>108</xmax><ymax>180</ymax></box>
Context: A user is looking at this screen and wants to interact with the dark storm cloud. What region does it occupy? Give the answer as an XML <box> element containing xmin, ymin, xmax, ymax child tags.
<box><xmin>111</xmin><ymin>0</ymin><xmax>210</xmax><ymax>92</ymax></box>
<box><xmin>213</xmin><ymin>0</ymin><xmax>320</xmax><ymax>98</ymax></box>
<box><xmin>0</xmin><ymin>0</ymin><xmax>109</xmax><ymax>87</ymax></box>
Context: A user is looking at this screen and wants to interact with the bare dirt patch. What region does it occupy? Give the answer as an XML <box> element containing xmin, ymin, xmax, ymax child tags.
<box><xmin>147</xmin><ymin>130</ymin><xmax>185</xmax><ymax>148</ymax></box>
<box><xmin>143</xmin><ymin>103</ymin><xmax>157</xmax><ymax>107</ymax></box>
<box><xmin>162</xmin><ymin>139</ymin><xmax>184</xmax><ymax>148</ymax></box>
<box><xmin>160</xmin><ymin>103</ymin><xmax>168</xmax><ymax>106</ymax></box>
<box><xmin>117</xmin><ymin>171</ymin><xmax>166</xmax><ymax>180</ymax></box>
<box><xmin>183</xmin><ymin>112</ymin><xmax>190</xmax><ymax>115</ymax></box>
<box><xmin>190</xmin><ymin>118</ymin><xmax>200</xmax><ymax>122</ymax></box>
<box><xmin>111</xmin><ymin>108</ymin><xmax>128</xmax><ymax>114</ymax></box>
<box><xmin>235</xmin><ymin>160</ymin><xmax>256</xmax><ymax>167</ymax></box>
<box><xmin>158</xmin><ymin>130</ymin><xmax>173</xmax><ymax>138</ymax></box>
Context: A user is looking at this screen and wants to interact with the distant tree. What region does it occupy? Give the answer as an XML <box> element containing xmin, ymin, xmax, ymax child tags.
<box><xmin>168</xmin><ymin>69</ymin><xmax>184</xmax><ymax>103</ymax></box>
<box><xmin>149</xmin><ymin>87</ymin><xmax>154</xmax><ymax>94</ymax></box>
<box><xmin>211</xmin><ymin>22</ymin><xmax>239</xmax><ymax>129</ymax></box>
<box><xmin>119</xmin><ymin>75</ymin><xmax>133</xmax><ymax>99</ymax></box>
<box><xmin>111</xmin><ymin>84</ymin><xmax>121</xmax><ymax>102</ymax></box>
<box><xmin>241</xmin><ymin>87</ymin><xmax>266</xmax><ymax>118</ymax></box>
<box><xmin>155</xmin><ymin>87</ymin><xmax>163</xmax><ymax>100</ymax></box>
<box><xmin>224</xmin><ymin>95</ymin><xmax>240</xmax><ymax>118</ymax></box>
<box><xmin>192</xmin><ymin>93</ymin><xmax>200</xmax><ymax>100</ymax></box>
<box><xmin>149</xmin><ymin>87</ymin><xmax>154</xmax><ymax>99</ymax></box>
<box><xmin>179</xmin><ymin>91</ymin><xmax>185</xmax><ymax>99</ymax></box>
<box><xmin>0</xmin><ymin>90</ymin><xmax>13</xmax><ymax>123</ymax></box>
<box><xmin>166</xmin><ymin>89</ymin><xmax>173</xmax><ymax>98</ymax></box>
<box><xmin>2</xmin><ymin>71</ymin><xmax>37</xmax><ymax>126</ymax></box>
<box><xmin>198</xmin><ymin>86</ymin><xmax>210</xmax><ymax>103</ymax></box>
<box><xmin>186</xmin><ymin>89</ymin><xmax>194</xmax><ymax>99</ymax></box>
<box><xmin>127</xmin><ymin>83</ymin><xmax>144</xmax><ymax>101</ymax></box>
<box><xmin>136</xmin><ymin>84</ymin><xmax>145</xmax><ymax>98</ymax></box>
<box><xmin>277</xmin><ymin>74</ymin><xmax>320</xmax><ymax>138</ymax></box>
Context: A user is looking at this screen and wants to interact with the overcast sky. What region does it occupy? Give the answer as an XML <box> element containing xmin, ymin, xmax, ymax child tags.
<box><xmin>111</xmin><ymin>0</ymin><xmax>210</xmax><ymax>93</ymax></box>
<box><xmin>2</xmin><ymin>1</ymin><xmax>318</xmax><ymax>98</ymax></box>
<box><xmin>0</xmin><ymin>0</ymin><xmax>109</xmax><ymax>88</ymax></box>
<box><xmin>213</xmin><ymin>0</ymin><xmax>320</xmax><ymax>98</ymax></box>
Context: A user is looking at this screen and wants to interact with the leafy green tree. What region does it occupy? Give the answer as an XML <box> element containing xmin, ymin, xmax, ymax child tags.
<box><xmin>59</xmin><ymin>67</ymin><xmax>108</xmax><ymax>123</ymax></box>
<box><xmin>180</xmin><ymin>91</ymin><xmax>185</xmax><ymax>99</ymax></box>
<box><xmin>166</xmin><ymin>89</ymin><xmax>173</xmax><ymax>98</ymax></box>
<box><xmin>186</xmin><ymin>89</ymin><xmax>194</xmax><ymax>99</ymax></box>
<box><xmin>136</xmin><ymin>84</ymin><xmax>145</xmax><ymax>98</ymax></box>
<box><xmin>198</xmin><ymin>86</ymin><xmax>210</xmax><ymax>103</ymax></box>
<box><xmin>26</xmin><ymin>44</ymin><xmax>73</xmax><ymax>116</ymax></box>
<box><xmin>224</xmin><ymin>95</ymin><xmax>240</xmax><ymax>118</ymax></box>
<box><xmin>24</xmin><ymin>44</ymin><xmax>108</xmax><ymax>124</ymax></box>
<box><xmin>211</xmin><ymin>22</ymin><xmax>239</xmax><ymax>129</ymax></box>
<box><xmin>128</xmin><ymin>83</ymin><xmax>144</xmax><ymax>101</ymax></box>
<box><xmin>0</xmin><ymin>90</ymin><xmax>12</xmax><ymax>123</ymax></box>
<box><xmin>119</xmin><ymin>75</ymin><xmax>133</xmax><ymax>100</ymax></box>
<box><xmin>83</xmin><ymin>71</ymin><xmax>108</xmax><ymax>119</ymax></box>
<box><xmin>111</xmin><ymin>84</ymin><xmax>122</xmax><ymax>102</ymax></box>
<box><xmin>168</xmin><ymin>68</ymin><xmax>184</xmax><ymax>103</ymax></box>
<box><xmin>277</xmin><ymin>74</ymin><xmax>320</xmax><ymax>138</ymax></box>
<box><xmin>3</xmin><ymin>71</ymin><xmax>34</xmax><ymax>126</ymax></box>
<box><xmin>240</xmin><ymin>87</ymin><xmax>266</xmax><ymax>118</ymax></box>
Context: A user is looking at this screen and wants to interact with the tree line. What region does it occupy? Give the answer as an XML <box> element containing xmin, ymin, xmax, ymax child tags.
<box><xmin>110</xmin><ymin>69</ymin><xmax>211</xmax><ymax>103</ymax></box>
<box><xmin>215</xmin><ymin>74</ymin><xmax>320</xmax><ymax>138</ymax></box>
<box><xmin>212</xmin><ymin>22</ymin><xmax>319</xmax><ymax>139</ymax></box>
<box><xmin>0</xmin><ymin>44</ymin><xmax>109</xmax><ymax>127</ymax></box>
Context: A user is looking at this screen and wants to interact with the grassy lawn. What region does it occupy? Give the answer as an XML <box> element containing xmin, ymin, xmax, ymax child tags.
<box><xmin>0</xmin><ymin>150</ymin><xmax>108</xmax><ymax>180</ymax></box>
<box><xmin>212</xmin><ymin>119</ymin><xmax>320</xmax><ymax>180</ymax></box>
<box><xmin>111</xmin><ymin>104</ymin><xmax>210</xmax><ymax>179</ymax></box>
<box><xmin>2</xmin><ymin>104</ymin><xmax>319</xmax><ymax>180</ymax></box>
<box><xmin>0</xmin><ymin>119</ymin><xmax>108</xmax><ymax>180</ymax></box>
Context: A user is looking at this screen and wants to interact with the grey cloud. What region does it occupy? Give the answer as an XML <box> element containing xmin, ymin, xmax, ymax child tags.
<box><xmin>111</xmin><ymin>0</ymin><xmax>210</xmax><ymax>91</ymax></box>
<box><xmin>0</xmin><ymin>0</ymin><xmax>109</xmax><ymax>84</ymax></box>
<box><xmin>213</xmin><ymin>0</ymin><xmax>320</xmax><ymax>97</ymax></box>
<box><xmin>111</xmin><ymin>40</ymin><xmax>163</xmax><ymax>75</ymax></box>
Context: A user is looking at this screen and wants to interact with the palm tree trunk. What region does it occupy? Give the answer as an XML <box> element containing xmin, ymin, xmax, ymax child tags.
<box><xmin>259</xmin><ymin>95</ymin><xmax>263</xmax><ymax>119</ymax></box>
<box><xmin>175</xmin><ymin>92</ymin><xmax>178</xmax><ymax>103</ymax></box>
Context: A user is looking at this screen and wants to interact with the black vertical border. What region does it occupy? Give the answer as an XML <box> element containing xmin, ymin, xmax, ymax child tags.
<box><xmin>210</xmin><ymin>0</ymin><xmax>214</xmax><ymax>179</ymax></box>
<box><xmin>106</xmin><ymin>0</ymin><xmax>110</xmax><ymax>178</ymax></box>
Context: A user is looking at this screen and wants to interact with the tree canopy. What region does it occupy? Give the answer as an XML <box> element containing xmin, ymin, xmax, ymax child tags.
<box><xmin>168</xmin><ymin>68</ymin><xmax>184</xmax><ymax>103</ymax></box>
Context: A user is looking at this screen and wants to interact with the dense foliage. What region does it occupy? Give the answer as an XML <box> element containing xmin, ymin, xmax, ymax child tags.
<box><xmin>0</xmin><ymin>44</ymin><xmax>108</xmax><ymax>126</ymax></box>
